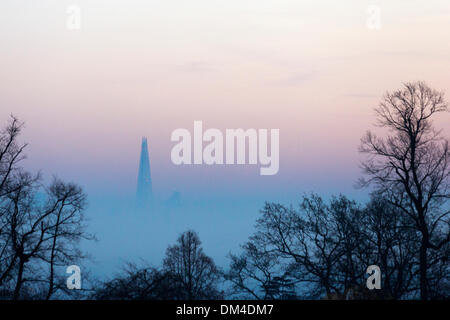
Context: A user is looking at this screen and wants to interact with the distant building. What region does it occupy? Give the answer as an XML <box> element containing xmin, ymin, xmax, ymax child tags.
<box><xmin>166</xmin><ymin>191</ymin><xmax>181</xmax><ymax>207</ymax></box>
<box><xmin>136</xmin><ymin>137</ymin><xmax>152</xmax><ymax>207</ymax></box>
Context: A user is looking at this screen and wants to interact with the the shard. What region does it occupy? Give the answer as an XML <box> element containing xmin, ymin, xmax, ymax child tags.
<box><xmin>136</xmin><ymin>137</ymin><xmax>152</xmax><ymax>207</ymax></box>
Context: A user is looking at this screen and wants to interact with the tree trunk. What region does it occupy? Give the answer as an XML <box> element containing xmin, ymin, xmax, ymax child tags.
<box><xmin>419</xmin><ymin>239</ymin><xmax>428</xmax><ymax>300</ymax></box>
<box><xmin>13</xmin><ymin>259</ymin><xmax>25</xmax><ymax>300</ymax></box>
<box><xmin>46</xmin><ymin>211</ymin><xmax>61</xmax><ymax>300</ymax></box>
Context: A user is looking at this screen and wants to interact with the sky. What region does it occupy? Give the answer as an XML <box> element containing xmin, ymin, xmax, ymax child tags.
<box><xmin>1</xmin><ymin>0</ymin><xmax>450</xmax><ymax>275</ymax></box>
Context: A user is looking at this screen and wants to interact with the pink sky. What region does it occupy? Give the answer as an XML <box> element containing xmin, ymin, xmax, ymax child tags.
<box><xmin>1</xmin><ymin>0</ymin><xmax>449</xmax><ymax>199</ymax></box>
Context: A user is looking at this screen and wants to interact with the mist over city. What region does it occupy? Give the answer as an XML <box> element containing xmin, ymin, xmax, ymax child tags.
<box><xmin>0</xmin><ymin>1</ymin><xmax>449</xmax><ymax>308</ymax></box>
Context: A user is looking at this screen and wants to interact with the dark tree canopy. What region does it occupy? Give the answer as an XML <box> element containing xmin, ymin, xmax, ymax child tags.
<box><xmin>93</xmin><ymin>230</ymin><xmax>222</xmax><ymax>300</ymax></box>
<box><xmin>359</xmin><ymin>82</ymin><xmax>450</xmax><ymax>299</ymax></box>
<box><xmin>163</xmin><ymin>230</ymin><xmax>222</xmax><ymax>299</ymax></box>
<box><xmin>225</xmin><ymin>193</ymin><xmax>449</xmax><ymax>299</ymax></box>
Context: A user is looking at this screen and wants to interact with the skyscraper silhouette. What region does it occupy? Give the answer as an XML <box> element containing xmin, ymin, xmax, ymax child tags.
<box><xmin>136</xmin><ymin>137</ymin><xmax>152</xmax><ymax>207</ymax></box>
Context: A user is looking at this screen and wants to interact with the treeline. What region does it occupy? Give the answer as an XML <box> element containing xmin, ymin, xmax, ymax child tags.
<box><xmin>224</xmin><ymin>195</ymin><xmax>448</xmax><ymax>299</ymax></box>
<box><xmin>93</xmin><ymin>82</ymin><xmax>450</xmax><ymax>300</ymax></box>
<box><xmin>92</xmin><ymin>230</ymin><xmax>223</xmax><ymax>300</ymax></box>
<box><xmin>1</xmin><ymin>81</ymin><xmax>449</xmax><ymax>299</ymax></box>
<box><xmin>91</xmin><ymin>194</ymin><xmax>449</xmax><ymax>300</ymax></box>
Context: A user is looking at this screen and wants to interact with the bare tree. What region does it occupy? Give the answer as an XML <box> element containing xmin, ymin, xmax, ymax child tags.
<box><xmin>226</xmin><ymin>195</ymin><xmax>423</xmax><ymax>299</ymax></box>
<box><xmin>163</xmin><ymin>230</ymin><xmax>222</xmax><ymax>299</ymax></box>
<box><xmin>94</xmin><ymin>231</ymin><xmax>223</xmax><ymax>300</ymax></box>
<box><xmin>92</xmin><ymin>263</ymin><xmax>181</xmax><ymax>300</ymax></box>
<box><xmin>0</xmin><ymin>116</ymin><xmax>27</xmax><ymax>197</ymax></box>
<box><xmin>362</xmin><ymin>197</ymin><xmax>419</xmax><ymax>299</ymax></box>
<box><xmin>226</xmin><ymin>197</ymin><xmax>355</xmax><ymax>299</ymax></box>
<box><xmin>250</xmin><ymin>197</ymin><xmax>365</xmax><ymax>298</ymax></box>
<box><xmin>0</xmin><ymin>116</ymin><xmax>32</xmax><ymax>288</ymax></box>
<box><xmin>225</xmin><ymin>240</ymin><xmax>297</xmax><ymax>299</ymax></box>
<box><xmin>0</xmin><ymin>115</ymin><xmax>93</xmax><ymax>300</ymax></box>
<box><xmin>359</xmin><ymin>81</ymin><xmax>450</xmax><ymax>299</ymax></box>
<box><xmin>43</xmin><ymin>178</ymin><xmax>91</xmax><ymax>300</ymax></box>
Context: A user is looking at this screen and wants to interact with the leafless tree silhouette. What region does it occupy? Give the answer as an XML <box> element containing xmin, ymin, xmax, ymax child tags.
<box><xmin>163</xmin><ymin>230</ymin><xmax>222</xmax><ymax>299</ymax></box>
<box><xmin>359</xmin><ymin>81</ymin><xmax>450</xmax><ymax>299</ymax></box>
<box><xmin>91</xmin><ymin>263</ymin><xmax>182</xmax><ymax>300</ymax></box>
<box><xmin>0</xmin><ymin>115</ymin><xmax>93</xmax><ymax>300</ymax></box>
<box><xmin>93</xmin><ymin>231</ymin><xmax>222</xmax><ymax>300</ymax></box>
<box><xmin>225</xmin><ymin>195</ymin><xmax>439</xmax><ymax>299</ymax></box>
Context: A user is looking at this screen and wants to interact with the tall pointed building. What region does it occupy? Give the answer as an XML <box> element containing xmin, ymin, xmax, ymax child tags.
<box><xmin>136</xmin><ymin>137</ymin><xmax>152</xmax><ymax>207</ymax></box>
